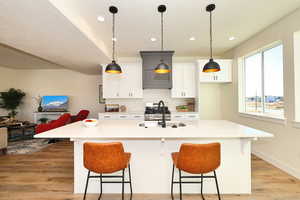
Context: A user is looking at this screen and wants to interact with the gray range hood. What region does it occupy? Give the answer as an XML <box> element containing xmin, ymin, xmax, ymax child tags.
<box><xmin>140</xmin><ymin>51</ymin><xmax>174</xmax><ymax>89</ymax></box>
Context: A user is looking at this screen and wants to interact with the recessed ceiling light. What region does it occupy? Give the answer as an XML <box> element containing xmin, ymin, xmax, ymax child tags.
<box><xmin>189</xmin><ymin>37</ymin><xmax>196</xmax><ymax>41</ymax></box>
<box><xmin>150</xmin><ymin>37</ymin><xmax>157</xmax><ymax>42</ymax></box>
<box><xmin>229</xmin><ymin>36</ymin><xmax>236</xmax><ymax>41</ymax></box>
<box><xmin>97</xmin><ymin>16</ymin><xmax>105</xmax><ymax>22</ymax></box>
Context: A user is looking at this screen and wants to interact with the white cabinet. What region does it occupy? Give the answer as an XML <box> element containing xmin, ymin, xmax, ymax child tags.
<box><xmin>171</xmin><ymin>112</ymin><xmax>199</xmax><ymax>121</ymax></box>
<box><xmin>171</xmin><ymin>63</ymin><xmax>196</xmax><ymax>98</ymax></box>
<box><xmin>98</xmin><ymin>113</ymin><xmax>144</xmax><ymax>120</ymax></box>
<box><xmin>103</xmin><ymin>62</ymin><xmax>143</xmax><ymax>98</ymax></box>
<box><xmin>197</xmin><ymin>59</ymin><xmax>232</xmax><ymax>83</ymax></box>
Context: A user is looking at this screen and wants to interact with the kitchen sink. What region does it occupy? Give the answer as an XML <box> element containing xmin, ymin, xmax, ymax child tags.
<box><xmin>138</xmin><ymin>121</ymin><xmax>187</xmax><ymax>128</ymax></box>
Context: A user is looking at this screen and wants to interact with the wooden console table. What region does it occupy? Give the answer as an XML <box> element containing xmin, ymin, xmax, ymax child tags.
<box><xmin>0</xmin><ymin>123</ymin><xmax>36</xmax><ymax>142</ymax></box>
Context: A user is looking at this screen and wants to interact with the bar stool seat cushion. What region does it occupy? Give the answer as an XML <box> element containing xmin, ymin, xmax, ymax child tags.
<box><xmin>171</xmin><ymin>143</ymin><xmax>220</xmax><ymax>174</ymax></box>
<box><xmin>84</xmin><ymin>142</ymin><xmax>131</xmax><ymax>174</ymax></box>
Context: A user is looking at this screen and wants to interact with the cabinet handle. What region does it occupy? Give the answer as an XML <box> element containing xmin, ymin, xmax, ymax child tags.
<box><xmin>117</xmin><ymin>93</ymin><xmax>119</xmax><ymax>97</ymax></box>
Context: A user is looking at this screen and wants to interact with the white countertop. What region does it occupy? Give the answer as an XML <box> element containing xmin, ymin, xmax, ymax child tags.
<box><xmin>35</xmin><ymin>120</ymin><xmax>273</xmax><ymax>139</ymax></box>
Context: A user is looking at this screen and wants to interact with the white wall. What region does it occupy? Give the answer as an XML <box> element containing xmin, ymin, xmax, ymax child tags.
<box><xmin>221</xmin><ymin>8</ymin><xmax>300</xmax><ymax>178</ymax></box>
<box><xmin>0</xmin><ymin>66</ymin><xmax>104</xmax><ymax>121</ymax></box>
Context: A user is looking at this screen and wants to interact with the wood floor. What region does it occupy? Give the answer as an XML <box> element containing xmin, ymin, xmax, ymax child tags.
<box><xmin>0</xmin><ymin>141</ymin><xmax>299</xmax><ymax>200</ymax></box>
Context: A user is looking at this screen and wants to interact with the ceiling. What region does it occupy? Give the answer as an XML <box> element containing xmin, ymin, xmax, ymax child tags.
<box><xmin>1</xmin><ymin>0</ymin><xmax>300</xmax><ymax>74</ymax></box>
<box><xmin>0</xmin><ymin>43</ymin><xmax>61</xmax><ymax>69</ymax></box>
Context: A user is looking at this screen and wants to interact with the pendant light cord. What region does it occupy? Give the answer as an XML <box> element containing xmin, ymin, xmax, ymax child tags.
<box><xmin>160</xmin><ymin>12</ymin><xmax>164</xmax><ymax>61</ymax></box>
<box><xmin>112</xmin><ymin>13</ymin><xmax>116</xmax><ymax>61</ymax></box>
<box><xmin>210</xmin><ymin>11</ymin><xmax>213</xmax><ymax>59</ymax></box>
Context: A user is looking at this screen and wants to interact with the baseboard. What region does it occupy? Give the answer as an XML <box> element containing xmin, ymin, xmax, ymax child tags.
<box><xmin>252</xmin><ymin>150</ymin><xmax>300</xmax><ymax>180</ymax></box>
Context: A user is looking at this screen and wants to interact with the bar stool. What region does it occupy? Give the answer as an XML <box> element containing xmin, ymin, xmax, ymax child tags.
<box><xmin>83</xmin><ymin>142</ymin><xmax>132</xmax><ymax>200</ymax></box>
<box><xmin>171</xmin><ymin>143</ymin><xmax>221</xmax><ymax>200</ymax></box>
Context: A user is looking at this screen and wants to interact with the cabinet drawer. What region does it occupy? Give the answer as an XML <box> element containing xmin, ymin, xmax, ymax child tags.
<box><xmin>99</xmin><ymin>114</ymin><xmax>118</xmax><ymax>120</ymax></box>
<box><xmin>118</xmin><ymin>115</ymin><xmax>130</xmax><ymax>119</ymax></box>
<box><xmin>184</xmin><ymin>114</ymin><xmax>199</xmax><ymax>120</ymax></box>
<box><xmin>132</xmin><ymin>115</ymin><xmax>144</xmax><ymax>120</ymax></box>
<box><xmin>172</xmin><ymin>115</ymin><xmax>184</xmax><ymax>119</ymax></box>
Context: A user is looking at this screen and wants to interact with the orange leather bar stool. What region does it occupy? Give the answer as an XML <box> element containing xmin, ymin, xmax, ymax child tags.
<box><xmin>171</xmin><ymin>143</ymin><xmax>221</xmax><ymax>200</ymax></box>
<box><xmin>83</xmin><ymin>142</ymin><xmax>132</xmax><ymax>200</ymax></box>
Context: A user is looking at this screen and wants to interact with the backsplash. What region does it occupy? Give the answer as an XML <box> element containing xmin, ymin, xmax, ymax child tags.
<box><xmin>105</xmin><ymin>89</ymin><xmax>193</xmax><ymax>112</ymax></box>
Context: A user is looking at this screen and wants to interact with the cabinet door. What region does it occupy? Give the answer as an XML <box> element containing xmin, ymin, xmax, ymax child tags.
<box><xmin>183</xmin><ymin>63</ymin><xmax>196</xmax><ymax>97</ymax></box>
<box><xmin>102</xmin><ymin>66</ymin><xmax>121</xmax><ymax>98</ymax></box>
<box><xmin>214</xmin><ymin>60</ymin><xmax>232</xmax><ymax>82</ymax></box>
<box><xmin>171</xmin><ymin>63</ymin><xmax>184</xmax><ymax>98</ymax></box>
<box><xmin>119</xmin><ymin>63</ymin><xmax>143</xmax><ymax>98</ymax></box>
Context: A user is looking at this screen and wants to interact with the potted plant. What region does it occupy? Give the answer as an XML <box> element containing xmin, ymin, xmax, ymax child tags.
<box><xmin>0</xmin><ymin>88</ymin><xmax>26</xmax><ymax>120</ymax></box>
<box><xmin>38</xmin><ymin>117</ymin><xmax>49</xmax><ymax>124</ymax></box>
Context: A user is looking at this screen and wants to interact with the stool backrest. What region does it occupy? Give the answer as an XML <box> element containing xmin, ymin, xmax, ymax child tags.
<box><xmin>177</xmin><ymin>143</ymin><xmax>221</xmax><ymax>174</ymax></box>
<box><xmin>84</xmin><ymin>142</ymin><xmax>127</xmax><ymax>173</ymax></box>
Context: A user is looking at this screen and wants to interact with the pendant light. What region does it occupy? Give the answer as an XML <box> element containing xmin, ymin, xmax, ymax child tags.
<box><xmin>154</xmin><ymin>5</ymin><xmax>171</xmax><ymax>74</ymax></box>
<box><xmin>105</xmin><ymin>6</ymin><xmax>122</xmax><ymax>74</ymax></box>
<box><xmin>203</xmin><ymin>4</ymin><xmax>220</xmax><ymax>73</ymax></box>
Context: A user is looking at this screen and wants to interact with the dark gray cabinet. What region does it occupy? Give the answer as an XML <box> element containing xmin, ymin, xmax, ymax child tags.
<box><xmin>140</xmin><ymin>51</ymin><xmax>174</xmax><ymax>89</ymax></box>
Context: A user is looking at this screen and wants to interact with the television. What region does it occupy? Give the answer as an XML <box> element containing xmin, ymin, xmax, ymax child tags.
<box><xmin>41</xmin><ymin>96</ymin><xmax>69</xmax><ymax>112</ymax></box>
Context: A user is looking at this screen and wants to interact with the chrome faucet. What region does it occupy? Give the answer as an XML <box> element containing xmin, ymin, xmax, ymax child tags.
<box><xmin>157</xmin><ymin>100</ymin><xmax>166</xmax><ymax>128</ymax></box>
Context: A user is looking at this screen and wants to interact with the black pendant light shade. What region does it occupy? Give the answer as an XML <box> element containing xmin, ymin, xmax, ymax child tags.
<box><xmin>154</xmin><ymin>5</ymin><xmax>171</xmax><ymax>74</ymax></box>
<box><xmin>203</xmin><ymin>58</ymin><xmax>220</xmax><ymax>72</ymax></box>
<box><xmin>105</xmin><ymin>6</ymin><xmax>122</xmax><ymax>74</ymax></box>
<box><xmin>105</xmin><ymin>60</ymin><xmax>122</xmax><ymax>74</ymax></box>
<box><xmin>203</xmin><ymin>4</ymin><xmax>220</xmax><ymax>73</ymax></box>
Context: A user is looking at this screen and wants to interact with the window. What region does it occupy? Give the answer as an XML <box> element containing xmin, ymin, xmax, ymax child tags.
<box><xmin>241</xmin><ymin>43</ymin><xmax>284</xmax><ymax>118</ymax></box>
<box><xmin>294</xmin><ymin>32</ymin><xmax>300</xmax><ymax>122</ymax></box>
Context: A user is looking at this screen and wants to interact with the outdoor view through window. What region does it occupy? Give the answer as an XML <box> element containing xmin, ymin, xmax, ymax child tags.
<box><xmin>244</xmin><ymin>44</ymin><xmax>284</xmax><ymax>117</ymax></box>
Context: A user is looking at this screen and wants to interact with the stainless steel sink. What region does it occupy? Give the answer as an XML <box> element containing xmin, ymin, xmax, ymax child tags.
<box><xmin>138</xmin><ymin>121</ymin><xmax>187</xmax><ymax>128</ymax></box>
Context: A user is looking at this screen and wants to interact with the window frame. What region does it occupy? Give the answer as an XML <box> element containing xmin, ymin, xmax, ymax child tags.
<box><xmin>239</xmin><ymin>41</ymin><xmax>285</xmax><ymax>122</ymax></box>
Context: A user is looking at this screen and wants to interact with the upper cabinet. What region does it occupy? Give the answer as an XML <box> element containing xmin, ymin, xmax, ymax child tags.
<box><xmin>171</xmin><ymin>63</ymin><xmax>196</xmax><ymax>98</ymax></box>
<box><xmin>197</xmin><ymin>59</ymin><xmax>232</xmax><ymax>83</ymax></box>
<box><xmin>103</xmin><ymin>62</ymin><xmax>143</xmax><ymax>99</ymax></box>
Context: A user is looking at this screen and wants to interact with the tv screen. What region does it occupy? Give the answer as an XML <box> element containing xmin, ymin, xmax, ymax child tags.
<box><xmin>41</xmin><ymin>96</ymin><xmax>69</xmax><ymax>112</ymax></box>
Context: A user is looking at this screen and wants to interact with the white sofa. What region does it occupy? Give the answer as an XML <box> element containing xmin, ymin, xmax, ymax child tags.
<box><xmin>0</xmin><ymin>127</ymin><xmax>8</xmax><ymax>154</ymax></box>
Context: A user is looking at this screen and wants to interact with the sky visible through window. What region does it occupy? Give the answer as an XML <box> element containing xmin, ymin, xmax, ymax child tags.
<box><xmin>244</xmin><ymin>44</ymin><xmax>284</xmax><ymax>116</ymax></box>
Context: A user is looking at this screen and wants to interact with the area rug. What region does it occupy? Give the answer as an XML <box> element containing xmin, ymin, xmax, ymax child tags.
<box><xmin>7</xmin><ymin>139</ymin><xmax>51</xmax><ymax>155</ymax></box>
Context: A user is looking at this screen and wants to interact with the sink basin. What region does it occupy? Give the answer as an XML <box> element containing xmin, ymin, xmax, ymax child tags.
<box><xmin>138</xmin><ymin>121</ymin><xmax>187</xmax><ymax>128</ymax></box>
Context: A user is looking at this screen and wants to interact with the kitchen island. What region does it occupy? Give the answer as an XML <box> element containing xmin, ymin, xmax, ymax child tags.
<box><xmin>35</xmin><ymin>120</ymin><xmax>273</xmax><ymax>194</ymax></box>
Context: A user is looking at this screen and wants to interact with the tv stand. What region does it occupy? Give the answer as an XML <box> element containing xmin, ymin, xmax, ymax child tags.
<box><xmin>33</xmin><ymin>111</ymin><xmax>70</xmax><ymax>124</ymax></box>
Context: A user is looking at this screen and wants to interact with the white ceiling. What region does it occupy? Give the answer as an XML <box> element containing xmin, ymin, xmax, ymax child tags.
<box><xmin>0</xmin><ymin>43</ymin><xmax>61</xmax><ymax>69</ymax></box>
<box><xmin>0</xmin><ymin>0</ymin><xmax>110</xmax><ymax>74</ymax></box>
<box><xmin>49</xmin><ymin>0</ymin><xmax>300</xmax><ymax>57</ymax></box>
<box><xmin>1</xmin><ymin>0</ymin><xmax>300</xmax><ymax>74</ymax></box>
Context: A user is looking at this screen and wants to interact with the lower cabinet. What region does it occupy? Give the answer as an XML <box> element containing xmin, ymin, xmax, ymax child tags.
<box><xmin>98</xmin><ymin>113</ymin><xmax>144</xmax><ymax>120</ymax></box>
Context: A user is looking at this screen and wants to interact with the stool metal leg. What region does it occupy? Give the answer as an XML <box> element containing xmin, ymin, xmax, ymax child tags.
<box><xmin>83</xmin><ymin>171</ymin><xmax>90</xmax><ymax>200</ymax></box>
<box><xmin>200</xmin><ymin>174</ymin><xmax>205</xmax><ymax>200</ymax></box>
<box><xmin>179</xmin><ymin>169</ymin><xmax>182</xmax><ymax>200</ymax></box>
<box><xmin>122</xmin><ymin>169</ymin><xmax>125</xmax><ymax>200</ymax></box>
<box><xmin>171</xmin><ymin>165</ymin><xmax>175</xmax><ymax>200</ymax></box>
<box><xmin>214</xmin><ymin>171</ymin><xmax>221</xmax><ymax>200</ymax></box>
<box><xmin>128</xmin><ymin>165</ymin><xmax>133</xmax><ymax>200</ymax></box>
<box><xmin>98</xmin><ymin>173</ymin><xmax>103</xmax><ymax>200</ymax></box>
